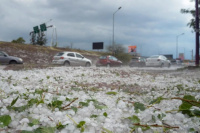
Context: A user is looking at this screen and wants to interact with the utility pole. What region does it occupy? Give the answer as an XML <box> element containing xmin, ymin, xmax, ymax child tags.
<box><xmin>70</xmin><ymin>42</ymin><xmax>73</xmax><ymax>49</ymax></box>
<box><xmin>195</xmin><ymin>0</ymin><xmax>199</xmax><ymax>66</ymax></box>
<box><xmin>112</xmin><ymin>7</ymin><xmax>122</xmax><ymax>55</ymax></box>
<box><xmin>192</xmin><ymin>49</ymin><xmax>193</xmax><ymax>61</ymax></box>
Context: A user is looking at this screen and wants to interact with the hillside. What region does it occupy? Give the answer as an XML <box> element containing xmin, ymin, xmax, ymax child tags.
<box><xmin>0</xmin><ymin>41</ymin><xmax>101</xmax><ymax>70</ymax></box>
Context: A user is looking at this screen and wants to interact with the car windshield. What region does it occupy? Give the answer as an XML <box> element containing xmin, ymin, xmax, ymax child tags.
<box><xmin>99</xmin><ymin>56</ymin><xmax>107</xmax><ymax>59</ymax></box>
<box><xmin>0</xmin><ymin>51</ymin><xmax>8</xmax><ymax>56</ymax></box>
<box><xmin>150</xmin><ymin>55</ymin><xmax>159</xmax><ymax>58</ymax></box>
<box><xmin>131</xmin><ymin>58</ymin><xmax>138</xmax><ymax>61</ymax></box>
<box><xmin>76</xmin><ymin>53</ymin><xmax>83</xmax><ymax>58</ymax></box>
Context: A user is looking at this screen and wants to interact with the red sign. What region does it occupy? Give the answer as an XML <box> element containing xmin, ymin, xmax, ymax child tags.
<box><xmin>128</xmin><ymin>46</ymin><xmax>137</xmax><ymax>53</ymax></box>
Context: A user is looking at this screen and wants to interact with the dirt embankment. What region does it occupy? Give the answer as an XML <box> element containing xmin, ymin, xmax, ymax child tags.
<box><xmin>0</xmin><ymin>42</ymin><xmax>100</xmax><ymax>70</ymax></box>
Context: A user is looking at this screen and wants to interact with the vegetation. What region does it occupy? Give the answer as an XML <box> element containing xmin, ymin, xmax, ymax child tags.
<box><xmin>181</xmin><ymin>0</ymin><xmax>200</xmax><ymax>32</ymax></box>
<box><xmin>106</xmin><ymin>44</ymin><xmax>132</xmax><ymax>65</ymax></box>
<box><xmin>11</xmin><ymin>37</ymin><xmax>25</xmax><ymax>44</ymax></box>
<box><xmin>30</xmin><ymin>32</ymin><xmax>47</xmax><ymax>46</ymax></box>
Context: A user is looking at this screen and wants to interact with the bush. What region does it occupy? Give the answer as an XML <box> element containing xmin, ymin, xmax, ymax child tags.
<box><xmin>115</xmin><ymin>53</ymin><xmax>132</xmax><ymax>65</ymax></box>
<box><xmin>12</xmin><ymin>37</ymin><xmax>25</xmax><ymax>44</ymax></box>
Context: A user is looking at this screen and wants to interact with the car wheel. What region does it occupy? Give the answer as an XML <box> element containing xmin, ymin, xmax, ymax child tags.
<box><xmin>160</xmin><ymin>63</ymin><xmax>164</xmax><ymax>68</ymax></box>
<box><xmin>64</xmin><ymin>61</ymin><xmax>70</xmax><ymax>66</ymax></box>
<box><xmin>107</xmin><ymin>64</ymin><xmax>110</xmax><ymax>68</ymax></box>
<box><xmin>9</xmin><ymin>61</ymin><xmax>17</xmax><ymax>64</ymax></box>
<box><xmin>85</xmin><ymin>62</ymin><xmax>91</xmax><ymax>67</ymax></box>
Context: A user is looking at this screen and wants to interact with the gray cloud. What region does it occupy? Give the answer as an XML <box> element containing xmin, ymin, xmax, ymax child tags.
<box><xmin>0</xmin><ymin>0</ymin><xmax>195</xmax><ymax>59</ymax></box>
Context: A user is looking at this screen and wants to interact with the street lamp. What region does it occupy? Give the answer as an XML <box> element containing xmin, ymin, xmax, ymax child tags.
<box><xmin>176</xmin><ymin>33</ymin><xmax>184</xmax><ymax>58</ymax></box>
<box><xmin>112</xmin><ymin>7</ymin><xmax>121</xmax><ymax>54</ymax></box>
<box><xmin>46</xmin><ymin>19</ymin><xmax>52</xmax><ymax>24</ymax></box>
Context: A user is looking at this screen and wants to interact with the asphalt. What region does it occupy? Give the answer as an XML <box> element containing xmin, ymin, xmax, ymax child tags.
<box><xmin>0</xmin><ymin>65</ymin><xmax>6</xmax><ymax>70</ymax></box>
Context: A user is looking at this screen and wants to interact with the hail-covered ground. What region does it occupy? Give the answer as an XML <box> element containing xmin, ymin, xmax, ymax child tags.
<box><xmin>0</xmin><ymin>66</ymin><xmax>200</xmax><ymax>133</ymax></box>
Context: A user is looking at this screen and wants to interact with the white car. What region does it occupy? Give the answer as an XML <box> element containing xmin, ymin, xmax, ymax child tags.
<box><xmin>52</xmin><ymin>52</ymin><xmax>92</xmax><ymax>67</ymax></box>
<box><xmin>145</xmin><ymin>55</ymin><xmax>171</xmax><ymax>68</ymax></box>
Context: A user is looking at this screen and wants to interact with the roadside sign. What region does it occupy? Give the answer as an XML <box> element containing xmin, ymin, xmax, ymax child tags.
<box><xmin>33</xmin><ymin>26</ymin><xmax>39</xmax><ymax>33</ymax></box>
<box><xmin>40</xmin><ymin>23</ymin><xmax>47</xmax><ymax>32</ymax></box>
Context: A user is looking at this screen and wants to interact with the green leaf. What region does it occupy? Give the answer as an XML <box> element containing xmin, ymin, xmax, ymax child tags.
<box><xmin>94</xmin><ymin>104</ymin><xmax>107</xmax><ymax>110</ymax></box>
<box><xmin>152</xmin><ymin>115</ymin><xmax>156</xmax><ymax>122</ymax></box>
<box><xmin>37</xmin><ymin>99</ymin><xmax>44</xmax><ymax>105</ymax></box>
<box><xmin>179</xmin><ymin>95</ymin><xmax>196</xmax><ymax>110</ymax></box>
<box><xmin>106</xmin><ymin>92</ymin><xmax>117</xmax><ymax>95</ymax></box>
<box><xmin>7</xmin><ymin>105</ymin><xmax>28</xmax><ymax>112</ymax></box>
<box><xmin>13</xmin><ymin>83</ymin><xmax>17</xmax><ymax>86</ymax></box>
<box><xmin>86</xmin><ymin>99</ymin><xmax>97</xmax><ymax>103</ymax></box>
<box><xmin>71</xmin><ymin>106</ymin><xmax>78</xmax><ymax>113</ymax></box>
<box><xmin>90</xmin><ymin>115</ymin><xmax>98</xmax><ymax>118</ymax></box>
<box><xmin>66</xmin><ymin>97</ymin><xmax>70</xmax><ymax>101</ymax></box>
<box><xmin>103</xmin><ymin>112</ymin><xmax>108</xmax><ymax>117</ymax></box>
<box><xmin>79</xmin><ymin>102</ymin><xmax>89</xmax><ymax>107</ymax></box>
<box><xmin>77</xmin><ymin>121</ymin><xmax>86</xmax><ymax>128</ymax></box>
<box><xmin>11</xmin><ymin>96</ymin><xmax>19</xmax><ymax>106</ymax></box>
<box><xmin>48</xmin><ymin>100</ymin><xmax>63</xmax><ymax>110</ymax></box>
<box><xmin>71</xmin><ymin>88</ymin><xmax>81</xmax><ymax>91</ymax></box>
<box><xmin>56</xmin><ymin>122</ymin><xmax>67</xmax><ymax>130</ymax></box>
<box><xmin>28</xmin><ymin>99</ymin><xmax>39</xmax><ymax>106</ymax></box>
<box><xmin>20</xmin><ymin>131</ymin><xmax>33</xmax><ymax>133</ymax></box>
<box><xmin>191</xmin><ymin>109</ymin><xmax>200</xmax><ymax>117</ymax></box>
<box><xmin>176</xmin><ymin>84</ymin><xmax>184</xmax><ymax>91</ymax></box>
<box><xmin>149</xmin><ymin>96</ymin><xmax>164</xmax><ymax>105</ymax></box>
<box><xmin>102</xmin><ymin>127</ymin><xmax>113</xmax><ymax>133</ymax></box>
<box><xmin>35</xmin><ymin>89</ymin><xmax>48</xmax><ymax>95</ymax></box>
<box><xmin>141</xmin><ymin>126</ymin><xmax>151</xmax><ymax>131</ymax></box>
<box><xmin>134</xmin><ymin>102</ymin><xmax>146</xmax><ymax>111</ymax></box>
<box><xmin>128</xmin><ymin>115</ymin><xmax>140</xmax><ymax>124</ymax></box>
<box><xmin>189</xmin><ymin>128</ymin><xmax>195</xmax><ymax>132</ymax></box>
<box><xmin>158</xmin><ymin>113</ymin><xmax>166</xmax><ymax>120</ymax></box>
<box><xmin>0</xmin><ymin>115</ymin><xmax>12</xmax><ymax>128</ymax></box>
<box><xmin>34</xmin><ymin>126</ymin><xmax>56</xmax><ymax>133</ymax></box>
<box><xmin>81</xmin><ymin>127</ymin><xmax>85</xmax><ymax>132</ymax></box>
<box><xmin>28</xmin><ymin>118</ymin><xmax>40</xmax><ymax>127</ymax></box>
<box><xmin>32</xmin><ymin>119</ymin><xmax>40</xmax><ymax>125</ymax></box>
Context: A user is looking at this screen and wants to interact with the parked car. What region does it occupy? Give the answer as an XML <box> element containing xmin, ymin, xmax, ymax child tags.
<box><xmin>145</xmin><ymin>55</ymin><xmax>171</xmax><ymax>68</ymax></box>
<box><xmin>0</xmin><ymin>51</ymin><xmax>23</xmax><ymax>64</ymax></box>
<box><xmin>176</xmin><ymin>58</ymin><xmax>182</xmax><ymax>65</ymax></box>
<box><xmin>52</xmin><ymin>52</ymin><xmax>92</xmax><ymax>67</ymax></box>
<box><xmin>96</xmin><ymin>55</ymin><xmax>122</xmax><ymax>67</ymax></box>
<box><xmin>129</xmin><ymin>57</ymin><xmax>146</xmax><ymax>67</ymax></box>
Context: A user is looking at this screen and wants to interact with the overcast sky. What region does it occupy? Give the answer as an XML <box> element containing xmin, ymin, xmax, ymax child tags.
<box><xmin>0</xmin><ymin>0</ymin><xmax>196</xmax><ymax>59</ymax></box>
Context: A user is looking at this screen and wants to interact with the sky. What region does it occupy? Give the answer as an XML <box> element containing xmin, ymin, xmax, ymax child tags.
<box><xmin>0</xmin><ymin>0</ymin><xmax>196</xmax><ymax>59</ymax></box>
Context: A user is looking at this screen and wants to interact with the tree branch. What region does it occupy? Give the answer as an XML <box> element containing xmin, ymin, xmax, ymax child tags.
<box><xmin>133</xmin><ymin>123</ymin><xmax>179</xmax><ymax>129</ymax></box>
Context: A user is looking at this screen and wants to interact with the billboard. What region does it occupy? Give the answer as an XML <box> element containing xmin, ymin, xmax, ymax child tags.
<box><xmin>92</xmin><ymin>42</ymin><xmax>104</xmax><ymax>49</ymax></box>
<box><xmin>179</xmin><ymin>53</ymin><xmax>184</xmax><ymax>60</ymax></box>
<box><xmin>128</xmin><ymin>46</ymin><xmax>137</xmax><ymax>53</ymax></box>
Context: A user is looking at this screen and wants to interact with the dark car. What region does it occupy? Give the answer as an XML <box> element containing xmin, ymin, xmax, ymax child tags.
<box><xmin>0</xmin><ymin>51</ymin><xmax>23</xmax><ymax>65</ymax></box>
<box><xmin>96</xmin><ymin>55</ymin><xmax>122</xmax><ymax>67</ymax></box>
<box><xmin>129</xmin><ymin>57</ymin><xmax>146</xmax><ymax>67</ymax></box>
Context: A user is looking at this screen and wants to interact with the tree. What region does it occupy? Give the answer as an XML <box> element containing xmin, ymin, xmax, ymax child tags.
<box><xmin>30</xmin><ymin>31</ymin><xmax>47</xmax><ymax>46</ymax></box>
<box><xmin>106</xmin><ymin>44</ymin><xmax>132</xmax><ymax>64</ymax></box>
<box><xmin>181</xmin><ymin>0</ymin><xmax>200</xmax><ymax>32</ymax></box>
<box><xmin>36</xmin><ymin>32</ymin><xmax>47</xmax><ymax>46</ymax></box>
<box><xmin>30</xmin><ymin>32</ymin><xmax>36</xmax><ymax>45</ymax></box>
<box><xmin>107</xmin><ymin>44</ymin><xmax>126</xmax><ymax>55</ymax></box>
<box><xmin>12</xmin><ymin>37</ymin><xmax>25</xmax><ymax>44</ymax></box>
